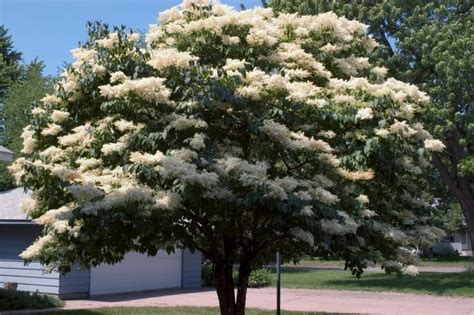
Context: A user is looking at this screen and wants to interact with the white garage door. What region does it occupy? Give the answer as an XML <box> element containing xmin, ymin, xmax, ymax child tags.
<box><xmin>90</xmin><ymin>250</ymin><xmax>182</xmax><ymax>296</ymax></box>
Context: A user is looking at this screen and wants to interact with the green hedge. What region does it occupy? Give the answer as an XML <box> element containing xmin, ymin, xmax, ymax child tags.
<box><xmin>0</xmin><ymin>288</ymin><xmax>63</xmax><ymax>311</ymax></box>
<box><xmin>202</xmin><ymin>263</ymin><xmax>273</xmax><ymax>288</ymax></box>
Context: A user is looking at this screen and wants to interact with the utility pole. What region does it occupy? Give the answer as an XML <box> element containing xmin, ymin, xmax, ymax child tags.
<box><xmin>276</xmin><ymin>251</ymin><xmax>281</xmax><ymax>315</ymax></box>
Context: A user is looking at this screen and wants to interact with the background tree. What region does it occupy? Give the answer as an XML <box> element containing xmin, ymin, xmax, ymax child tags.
<box><xmin>0</xmin><ymin>58</ymin><xmax>52</xmax><ymax>190</ymax></box>
<box><xmin>10</xmin><ymin>2</ymin><xmax>444</xmax><ymax>314</ymax></box>
<box><xmin>0</xmin><ymin>25</ymin><xmax>22</xmax><ymax>141</ymax></box>
<box><xmin>0</xmin><ymin>26</ymin><xmax>52</xmax><ymax>191</ymax></box>
<box><xmin>269</xmin><ymin>0</ymin><xmax>474</xmax><ymax>251</ymax></box>
<box><xmin>434</xmin><ymin>201</ymin><xmax>465</xmax><ymax>237</ymax></box>
<box><xmin>3</xmin><ymin>61</ymin><xmax>53</xmax><ymax>154</ymax></box>
<box><xmin>0</xmin><ymin>25</ymin><xmax>22</xmax><ymax>191</ymax></box>
<box><xmin>0</xmin><ymin>25</ymin><xmax>22</xmax><ymax>101</ymax></box>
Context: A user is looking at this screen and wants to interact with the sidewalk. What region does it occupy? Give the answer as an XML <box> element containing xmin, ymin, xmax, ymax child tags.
<box><xmin>17</xmin><ymin>287</ymin><xmax>474</xmax><ymax>315</ymax></box>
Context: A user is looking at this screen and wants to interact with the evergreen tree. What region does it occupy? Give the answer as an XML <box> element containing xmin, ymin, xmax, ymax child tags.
<box><xmin>0</xmin><ymin>25</ymin><xmax>22</xmax><ymax>144</ymax></box>
<box><xmin>0</xmin><ymin>26</ymin><xmax>52</xmax><ymax>191</ymax></box>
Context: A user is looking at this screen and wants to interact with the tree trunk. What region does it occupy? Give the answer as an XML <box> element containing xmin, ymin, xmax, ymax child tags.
<box><xmin>235</xmin><ymin>259</ymin><xmax>251</xmax><ymax>315</ymax></box>
<box><xmin>214</xmin><ymin>261</ymin><xmax>236</xmax><ymax>315</ymax></box>
<box><xmin>213</xmin><ymin>257</ymin><xmax>252</xmax><ymax>315</ymax></box>
<box><xmin>433</xmin><ymin>152</ymin><xmax>474</xmax><ymax>246</ymax></box>
<box><xmin>457</xmin><ymin>195</ymin><xmax>474</xmax><ymax>249</ymax></box>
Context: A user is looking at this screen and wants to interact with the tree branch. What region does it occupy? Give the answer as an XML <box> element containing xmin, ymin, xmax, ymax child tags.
<box><xmin>432</xmin><ymin>152</ymin><xmax>461</xmax><ymax>200</ymax></box>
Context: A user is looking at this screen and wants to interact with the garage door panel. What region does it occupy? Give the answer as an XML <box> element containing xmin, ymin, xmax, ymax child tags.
<box><xmin>90</xmin><ymin>250</ymin><xmax>181</xmax><ymax>295</ymax></box>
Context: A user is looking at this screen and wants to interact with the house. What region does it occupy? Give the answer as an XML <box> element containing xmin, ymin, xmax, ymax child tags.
<box><xmin>0</xmin><ymin>145</ymin><xmax>13</xmax><ymax>162</ymax></box>
<box><xmin>432</xmin><ymin>232</ymin><xmax>472</xmax><ymax>256</ymax></box>
<box><xmin>0</xmin><ymin>187</ymin><xmax>202</xmax><ymax>299</ymax></box>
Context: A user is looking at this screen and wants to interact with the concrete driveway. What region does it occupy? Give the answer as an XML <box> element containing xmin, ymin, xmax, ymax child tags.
<box><xmin>55</xmin><ymin>287</ymin><xmax>474</xmax><ymax>315</ymax></box>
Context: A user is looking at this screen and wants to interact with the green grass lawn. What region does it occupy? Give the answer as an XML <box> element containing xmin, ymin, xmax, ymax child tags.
<box><xmin>36</xmin><ymin>307</ymin><xmax>327</xmax><ymax>315</ymax></box>
<box><xmin>297</xmin><ymin>256</ymin><xmax>474</xmax><ymax>268</ymax></box>
<box><xmin>419</xmin><ymin>256</ymin><xmax>474</xmax><ymax>267</ymax></box>
<box><xmin>295</xmin><ymin>258</ymin><xmax>345</xmax><ymax>267</ymax></box>
<box><xmin>280</xmin><ymin>268</ymin><xmax>474</xmax><ymax>297</ymax></box>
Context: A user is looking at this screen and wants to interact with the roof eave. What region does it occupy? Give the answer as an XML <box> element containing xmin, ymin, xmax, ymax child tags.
<box><xmin>0</xmin><ymin>219</ymin><xmax>35</xmax><ymax>225</ymax></box>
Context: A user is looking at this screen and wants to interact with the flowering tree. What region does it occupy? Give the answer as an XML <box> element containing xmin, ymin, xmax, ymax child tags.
<box><xmin>10</xmin><ymin>2</ymin><xmax>445</xmax><ymax>314</ymax></box>
<box><xmin>269</xmin><ymin>0</ymin><xmax>474</xmax><ymax>251</ymax></box>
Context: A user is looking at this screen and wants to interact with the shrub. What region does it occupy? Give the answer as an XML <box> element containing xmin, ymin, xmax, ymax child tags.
<box><xmin>247</xmin><ymin>268</ymin><xmax>273</xmax><ymax>288</ymax></box>
<box><xmin>201</xmin><ymin>262</ymin><xmax>215</xmax><ymax>287</ymax></box>
<box><xmin>0</xmin><ymin>288</ymin><xmax>63</xmax><ymax>311</ymax></box>
<box><xmin>201</xmin><ymin>263</ymin><xmax>273</xmax><ymax>288</ymax></box>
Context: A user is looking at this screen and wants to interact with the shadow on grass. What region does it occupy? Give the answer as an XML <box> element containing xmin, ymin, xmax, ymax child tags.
<box><xmin>277</xmin><ymin>267</ymin><xmax>319</xmax><ymax>273</ymax></box>
<box><xmin>277</xmin><ymin>266</ymin><xmax>474</xmax><ymax>296</ymax></box>
<box><xmin>423</xmin><ymin>256</ymin><xmax>474</xmax><ymax>263</ymax></box>
<box><xmin>324</xmin><ymin>272</ymin><xmax>474</xmax><ymax>296</ymax></box>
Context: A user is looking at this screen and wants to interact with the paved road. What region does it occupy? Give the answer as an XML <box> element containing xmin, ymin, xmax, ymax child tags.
<box><xmin>43</xmin><ymin>287</ymin><xmax>474</xmax><ymax>315</ymax></box>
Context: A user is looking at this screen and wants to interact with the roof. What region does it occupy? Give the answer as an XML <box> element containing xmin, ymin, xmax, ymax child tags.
<box><xmin>0</xmin><ymin>145</ymin><xmax>13</xmax><ymax>162</ymax></box>
<box><xmin>0</xmin><ymin>187</ymin><xmax>30</xmax><ymax>221</ymax></box>
<box><xmin>0</xmin><ymin>145</ymin><xmax>13</xmax><ymax>154</ymax></box>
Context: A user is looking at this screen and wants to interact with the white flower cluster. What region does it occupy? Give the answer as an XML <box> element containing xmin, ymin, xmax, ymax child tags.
<box><xmin>147</xmin><ymin>3</ymin><xmax>375</xmax><ymax>59</ymax></box>
<box><xmin>96</xmin><ymin>32</ymin><xmax>119</xmax><ymax>49</ymax></box>
<box><xmin>402</xmin><ymin>265</ymin><xmax>419</xmax><ymax>277</ymax></box>
<box><xmin>35</xmin><ymin>205</ymin><xmax>74</xmax><ymax>225</ymax></box>
<box><xmin>329</xmin><ymin>77</ymin><xmax>430</xmax><ymax>107</ymax></box>
<box><xmin>291</xmin><ymin>227</ymin><xmax>314</xmax><ymax>247</ymax></box>
<box><xmin>335</xmin><ymin>55</ymin><xmax>370</xmax><ymax>76</ymax></box>
<box><xmin>160</xmin><ymin>156</ymin><xmax>219</xmax><ymax>189</ymax></box>
<box><xmin>20</xmin><ymin>235</ymin><xmax>54</xmax><ymax>260</ymax></box>
<box><xmin>355</xmin><ymin>108</ymin><xmax>373</xmax><ymax>120</ymax></box>
<box><xmin>150</xmin><ymin>190</ymin><xmax>182</xmax><ymax>210</ymax></box>
<box><xmin>424</xmin><ymin>139</ymin><xmax>445</xmax><ymax>152</ymax></box>
<box><xmin>130</xmin><ymin>150</ymin><xmax>165</xmax><ymax>165</ymax></box>
<box><xmin>260</xmin><ymin>120</ymin><xmax>333</xmax><ymax>153</ymax></box>
<box><xmin>81</xmin><ymin>186</ymin><xmax>154</xmax><ymax>215</ymax></box>
<box><xmin>20</xmin><ymin>195</ymin><xmax>38</xmax><ymax>214</ymax></box>
<box><xmin>269</xmin><ymin>43</ymin><xmax>331</xmax><ymax>78</ymax></box>
<box><xmin>321</xmin><ymin>215</ymin><xmax>359</xmax><ymax>235</ymax></box>
<box><xmin>58</xmin><ymin>124</ymin><xmax>94</xmax><ymax>147</ymax></box>
<box><xmin>41</xmin><ymin>123</ymin><xmax>62</xmax><ymax>136</ymax></box>
<box><xmin>20</xmin><ymin>126</ymin><xmax>35</xmax><ymax>154</ymax></box>
<box><xmin>163</xmin><ymin>114</ymin><xmax>208</xmax><ymax>131</ymax></box>
<box><xmin>389</xmin><ymin>120</ymin><xmax>418</xmax><ymax>138</ymax></box>
<box><xmin>215</xmin><ymin>156</ymin><xmax>268</xmax><ymax>187</ymax></box>
<box><xmin>99</xmin><ymin>77</ymin><xmax>172</xmax><ymax>104</ymax></box>
<box><xmin>147</xmin><ymin>48</ymin><xmax>199</xmax><ymax>70</ymax></box>
<box><xmin>110</xmin><ymin>71</ymin><xmax>128</xmax><ymax>83</ymax></box>
<box><xmin>51</xmin><ymin>110</ymin><xmax>70</xmax><ymax>123</ymax></box>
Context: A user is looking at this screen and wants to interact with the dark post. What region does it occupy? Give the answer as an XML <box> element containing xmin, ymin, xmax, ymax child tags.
<box><xmin>276</xmin><ymin>251</ymin><xmax>281</xmax><ymax>315</ymax></box>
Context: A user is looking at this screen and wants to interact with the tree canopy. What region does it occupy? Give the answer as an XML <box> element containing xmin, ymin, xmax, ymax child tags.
<box><xmin>0</xmin><ymin>25</ymin><xmax>22</xmax><ymax>145</ymax></box>
<box><xmin>0</xmin><ymin>25</ymin><xmax>22</xmax><ymax>191</ymax></box>
<box><xmin>10</xmin><ymin>2</ymin><xmax>445</xmax><ymax>314</ymax></box>
<box><xmin>0</xmin><ymin>27</ymin><xmax>52</xmax><ymax>191</ymax></box>
<box><xmin>0</xmin><ymin>25</ymin><xmax>22</xmax><ymax>101</ymax></box>
<box><xmin>269</xmin><ymin>0</ymin><xmax>474</xmax><ymax>248</ymax></box>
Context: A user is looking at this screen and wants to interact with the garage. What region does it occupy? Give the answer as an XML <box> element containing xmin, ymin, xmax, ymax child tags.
<box><xmin>89</xmin><ymin>251</ymin><xmax>182</xmax><ymax>296</ymax></box>
<box><xmin>1</xmin><ymin>187</ymin><xmax>202</xmax><ymax>298</ymax></box>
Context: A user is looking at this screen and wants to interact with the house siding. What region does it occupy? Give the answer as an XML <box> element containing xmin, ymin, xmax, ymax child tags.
<box><xmin>181</xmin><ymin>249</ymin><xmax>201</xmax><ymax>289</ymax></box>
<box><xmin>0</xmin><ymin>224</ymin><xmax>60</xmax><ymax>295</ymax></box>
<box><xmin>59</xmin><ymin>265</ymin><xmax>90</xmax><ymax>299</ymax></box>
<box><xmin>433</xmin><ymin>232</ymin><xmax>473</xmax><ymax>256</ymax></box>
<box><xmin>0</xmin><ymin>223</ymin><xmax>203</xmax><ymax>297</ymax></box>
<box><xmin>89</xmin><ymin>251</ymin><xmax>182</xmax><ymax>296</ymax></box>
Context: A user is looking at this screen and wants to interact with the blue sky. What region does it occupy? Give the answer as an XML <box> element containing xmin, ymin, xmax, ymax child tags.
<box><xmin>0</xmin><ymin>0</ymin><xmax>263</xmax><ymax>76</ymax></box>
